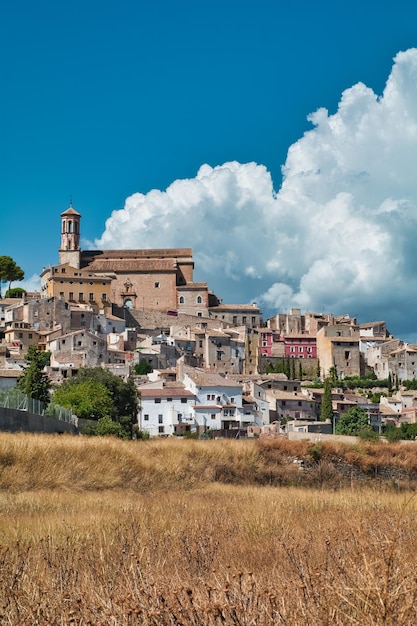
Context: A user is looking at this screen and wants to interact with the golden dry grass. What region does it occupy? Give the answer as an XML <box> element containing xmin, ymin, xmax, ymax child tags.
<box><xmin>1</xmin><ymin>432</ymin><xmax>417</xmax><ymax>492</ymax></box>
<box><xmin>0</xmin><ymin>433</ymin><xmax>417</xmax><ymax>624</ymax></box>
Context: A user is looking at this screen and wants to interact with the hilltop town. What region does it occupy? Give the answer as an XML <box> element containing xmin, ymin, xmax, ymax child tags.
<box><xmin>1</xmin><ymin>203</ymin><xmax>416</xmax><ymax>439</ymax></box>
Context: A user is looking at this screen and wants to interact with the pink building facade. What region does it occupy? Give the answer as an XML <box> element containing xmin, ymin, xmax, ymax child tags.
<box><xmin>260</xmin><ymin>330</ymin><xmax>274</xmax><ymax>357</ymax></box>
<box><xmin>283</xmin><ymin>335</ymin><xmax>317</xmax><ymax>359</ymax></box>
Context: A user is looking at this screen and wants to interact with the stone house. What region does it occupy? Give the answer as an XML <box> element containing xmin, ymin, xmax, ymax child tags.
<box><xmin>388</xmin><ymin>345</ymin><xmax>417</xmax><ymax>382</ymax></box>
<box><xmin>135</xmin><ymin>337</ymin><xmax>179</xmax><ymax>370</ymax></box>
<box><xmin>399</xmin><ymin>408</ymin><xmax>417</xmax><ymax>425</ymax></box>
<box><xmin>366</xmin><ymin>339</ymin><xmax>402</xmax><ymax>377</ymax></box>
<box><xmin>47</xmin><ymin>330</ymin><xmax>108</xmax><ymax>380</ymax></box>
<box><xmin>266</xmin><ymin>309</ymin><xmax>356</xmax><ymax>335</ymax></box>
<box><xmin>208</xmin><ymin>303</ymin><xmax>261</xmax><ymax>328</ymax></box>
<box><xmin>316</xmin><ymin>324</ymin><xmax>362</xmax><ymax>379</ymax></box>
<box><xmin>264</xmin><ymin>389</ymin><xmax>320</xmax><ymax>422</ymax></box>
<box><xmin>4</xmin><ymin>296</ymin><xmax>73</xmax><ymax>355</ymax></box>
<box><xmin>259</xmin><ymin>377</ymin><xmax>301</xmax><ymax>393</ymax></box>
<box><xmin>0</xmin><ymin>298</ymin><xmax>20</xmax><ymax>340</ymax></box>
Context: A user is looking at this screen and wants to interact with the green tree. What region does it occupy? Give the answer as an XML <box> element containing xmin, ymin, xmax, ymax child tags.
<box><xmin>383</xmin><ymin>422</ymin><xmax>417</xmax><ymax>442</ymax></box>
<box><xmin>298</xmin><ymin>361</ymin><xmax>303</xmax><ymax>381</ymax></box>
<box><xmin>52</xmin><ymin>379</ymin><xmax>113</xmax><ymax>420</ymax></box>
<box><xmin>383</xmin><ymin>423</ymin><xmax>402</xmax><ymax>443</ymax></box>
<box><xmin>17</xmin><ymin>346</ymin><xmax>51</xmax><ymax>404</ymax></box>
<box><xmin>321</xmin><ymin>378</ymin><xmax>333</xmax><ymax>422</ymax></box>
<box><xmin>291</xmin><ymin>358</ymin><xmax>296</xmax><ymax>380</ymax></box>
<box><xmin>134</xmin><ymin>361</ymin><xmax>153</xmax><ymax>375</ymax></box>
<box><xmin>95</xmin><ymin>416</ymin><xmax>126</xmax><ymax>438</ymax></box>
<box><xmin>335</xmin><ymin>406</ymin><xmax>369</xmax><ymax>436</ymax></box>
<box><xmin>316</xmin><ymin>359</ymin><xmax>321</xmax><ymax>380</ymax></box>
<box><xmin>284</xmin><ymin>357</ymin><xmax>291</xmax><ymax>379</ymax></box>
<box><xmin>5</xmin><ymin>287</ymin><xmax>26</xmax><ymax>298</ymax></box>
<box><xmin>0</xmin><ymin>256</ymin><xmax>24</xmax><ymax>298</ymax></box>
<box><xmin>369</xmin><ymin>391</ymin><xmax>385</xmax><ymax>404</ymax></box>
<box><xmin>387</xmin><ymin>372</ymin><xmax>392</xmax><ymax>395</ymax></box>
<box><xmin>52</xmin><ymin>367</ymin><xmax>139</xmax><ymax>438</ymax></box>
<box><xmin>329</xmin><ymin>366</ymin><xmax>338</xmax><ymax>386</ymax></box>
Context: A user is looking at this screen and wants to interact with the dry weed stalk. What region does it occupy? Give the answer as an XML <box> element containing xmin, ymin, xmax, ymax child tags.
<box><xmin>0</xmin><ymin>434</ymin><xmax>417</xmax><ymax>623</ymax></box>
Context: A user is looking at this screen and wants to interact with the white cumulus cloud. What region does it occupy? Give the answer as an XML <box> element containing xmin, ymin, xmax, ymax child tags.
<box><xmin>96</xmin><ymin>48</ymin><xmax>417</xmax><ymax>339</ymax></box>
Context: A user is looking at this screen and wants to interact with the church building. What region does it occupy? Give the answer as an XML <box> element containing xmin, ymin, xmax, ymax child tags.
<box><xmin>40</xmin><ymin>204</ymin><xmax>209</xmax><ymax>315</ymax></box>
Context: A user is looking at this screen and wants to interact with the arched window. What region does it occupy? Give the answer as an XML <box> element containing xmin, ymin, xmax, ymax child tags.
<box><xmin>197</xmin><ymin>296</ymin><xmax>202</xmax><ymax>304</ymax></box>
<box><xmin>124</xmin><ymin>299</ymin><xmax>133</xmax><ymax>309</ymax></box>
<box><xmin>68</xmin><ymin>221</ymin><xmax>73</xmax><ymax>233</ymax></box>
<box><xmin>179</xmin><ymin>296</ymin><xmax>184</xmax><ymax>304</ymax></box>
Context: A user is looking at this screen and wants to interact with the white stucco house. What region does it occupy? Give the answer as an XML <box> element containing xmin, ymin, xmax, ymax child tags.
<box><xmin>138</xmin><ymin>384</ymin><xmax>196</xmax><ymax>436</ymax></box>
<box><xmin>179</xmin><ymin>364</ymin><xmax>247</xmax><ymax>433</ymax></box>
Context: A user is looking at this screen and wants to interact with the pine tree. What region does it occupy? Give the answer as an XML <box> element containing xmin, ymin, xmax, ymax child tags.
<box><xmin>0</xmin><ymin>255</ymin><xmax>24</xmax><ymax>298</ymax></box>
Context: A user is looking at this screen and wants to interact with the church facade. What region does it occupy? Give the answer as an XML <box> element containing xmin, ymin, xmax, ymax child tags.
<box><xmin>40</xmin><ymin>204</ymin><xmax>209</xmax><ymax>315</ymax></box>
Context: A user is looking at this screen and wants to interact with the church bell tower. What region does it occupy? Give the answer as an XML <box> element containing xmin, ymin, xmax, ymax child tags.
<box><xmin>59</xmin><ymin>202</ymin><xmax>82</xmax><ymax>268</ymax></box>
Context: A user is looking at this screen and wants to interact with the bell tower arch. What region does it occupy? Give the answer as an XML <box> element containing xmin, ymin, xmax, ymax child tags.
<box><xmin>59</xmin><ymin>202</ymin><xmax>82</xmax><ymax>268</ymax></box>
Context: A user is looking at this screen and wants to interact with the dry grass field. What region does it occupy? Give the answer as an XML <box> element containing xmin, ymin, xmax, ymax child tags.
<box><xmin>0</xmin><ymin>433</ymin><xmax>417</xmax><ymax>624</ymax></box>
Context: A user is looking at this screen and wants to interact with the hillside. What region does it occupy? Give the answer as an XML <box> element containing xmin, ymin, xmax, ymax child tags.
<box><xmin>2</xmin><ymin>433</ymin><xmax>417</xmax><ymax>624</ymax></box>
<box><xmin>1</xmin><ymin>433</ymin><xmax>417</xmax><ymax>492</ymax></box>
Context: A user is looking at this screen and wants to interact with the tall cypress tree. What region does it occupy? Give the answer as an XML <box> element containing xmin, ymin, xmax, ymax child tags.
<box><xmin>284</xmin><ymin>357</ymin><xmax>291</xmax><ymax>379</ymax></box>
<box><xmin>17</xmin><ymin>346</ymin><xmax>51</xmax><ymax>404</ymax></box>
<box><xmin>321</xmin><ymin>378</ymin><xmax>333</xmax><ymax>422</ymax></box>
<box><xmin>388</xmin><ymin>372</ymin><xmax>392</xmax><ymax>396</ymax></box>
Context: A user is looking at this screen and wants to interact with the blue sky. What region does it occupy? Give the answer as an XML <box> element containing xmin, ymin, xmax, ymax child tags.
<box><xmin>2</xmin><ymin>0</ymin><xmax>417</xmax><ymax>339</ymax></box>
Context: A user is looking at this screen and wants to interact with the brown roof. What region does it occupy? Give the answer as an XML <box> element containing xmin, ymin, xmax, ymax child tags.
<box><xmin>61</xmin><ymin>205</ymin><xmax>81</xmax><ymax>217</ymax></box>
<box><xmin>0</xmin><ymin>369</ymin><xmax>22</xmax><ymax>378</ymax></box>
<box><xmin>265</xmin><ymin>390</ymin><xmax>315</xmax><ymax>401</ymax></box>
<box><xmin>177</xmin><ymin>282</ymin><xmax>208</xmax><ymax>291</ymax></box>
<box><xmin>81</xmin><ymin>248</ymin><xmax>192</xmax><ymax>261</ymax></box>
<box><xmin>209</xmin><ymin>304</ymin><xmax>260</xmax><ymax>312</ymax></box>
<box><xmin>140</xmin><ymin>387</ymin><xmax>195</xmax><ymax>398</ymax></box>
<box><xmin>283</xmin><ymin>334</ymin><xmax>317</xmax><ymax>341</ymax></box>
<box><xmin>184</xmin><ymin>367</ymin><xmax>242</xmax><ymax>388</ymax></box>
<box><xmin>380</xmin><ymin>404</ymin><xmax>399</xmax><ymax>416</ymax></box>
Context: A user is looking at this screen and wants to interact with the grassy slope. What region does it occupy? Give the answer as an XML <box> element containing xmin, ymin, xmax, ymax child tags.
<box><xmin>1</xmin><ymin>434</ymin><xmax>417</xmax><ymax>624</ymax></box>
<box><xmin>0</xmin><ymin>432</ymin><xmax>417</xmax><ymax>492</ymax></box>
